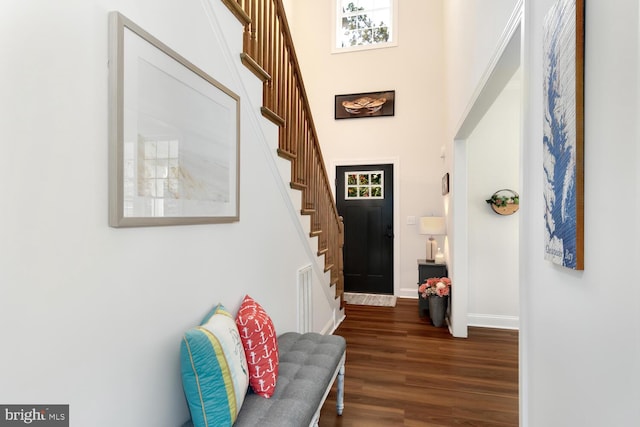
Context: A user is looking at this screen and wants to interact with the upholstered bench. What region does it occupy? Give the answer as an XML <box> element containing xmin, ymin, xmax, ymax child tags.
<box><xmin>182</xmin><ymin>330</ymin><xmax>346</xmax><ymax>427</ymax></box>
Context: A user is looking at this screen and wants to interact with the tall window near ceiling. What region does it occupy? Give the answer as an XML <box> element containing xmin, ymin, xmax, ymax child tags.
<box><xmin>334</xmin><ymin>0</ymin><xmax>397</xmax><ymax>52</ymax></box>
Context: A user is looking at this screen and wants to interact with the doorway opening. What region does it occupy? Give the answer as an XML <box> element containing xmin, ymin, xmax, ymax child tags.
<box><xmin>450</xmin><ymin>5</ymin><xmax>523</xmax><ymax>339</ymax></box>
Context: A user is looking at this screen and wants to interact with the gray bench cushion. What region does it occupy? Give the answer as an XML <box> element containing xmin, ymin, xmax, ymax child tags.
<box><xmin>234</xmin><ymin>332</ymin><xmax>346</xmax><ymax>426</ymax></box>
<box><xmin>182</xmin><ymin>332</ymin><xmax>346</xmax><ymax>427</ymax></box>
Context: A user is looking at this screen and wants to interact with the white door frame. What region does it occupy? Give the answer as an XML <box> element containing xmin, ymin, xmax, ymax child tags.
<box><xmin>450</xmin><ymin>2</ymin><xmax>524</xmax><ymax>339</ymax></box>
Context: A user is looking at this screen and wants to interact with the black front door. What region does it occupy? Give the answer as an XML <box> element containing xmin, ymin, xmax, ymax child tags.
<box><xmin>336</xmin><ymin>164</ymin><xmax>394</xmax><ymax>294</ymax></box>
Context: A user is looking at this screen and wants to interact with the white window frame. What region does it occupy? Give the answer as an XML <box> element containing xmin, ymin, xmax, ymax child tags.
<box><xmin>344</xmin><ymin>170</ymin><xmax>385</xmax><ymax>200</ymax></box>
<box><xmin>332</xmin><ymin>0</ymin><xmax>398</xmax><ymax>54</ymax></box>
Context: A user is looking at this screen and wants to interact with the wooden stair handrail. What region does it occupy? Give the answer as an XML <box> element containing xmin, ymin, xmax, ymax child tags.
<box><xmin>221</xmin><ymin>0</ymin><xmax>345</xmax><ymax>307</ymax></box>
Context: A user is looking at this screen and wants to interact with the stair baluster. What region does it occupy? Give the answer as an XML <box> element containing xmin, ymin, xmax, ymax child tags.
<box><xmin>221</xmin><ymin>0</ymin><xmax>345</xmax><ymax>307</ymax></box>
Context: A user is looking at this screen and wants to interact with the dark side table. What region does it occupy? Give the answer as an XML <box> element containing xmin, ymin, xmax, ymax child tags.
<box><xmin>417</xmin><ymin>259</ymin><xmax>448</xmax><ymax>318</ymax></box>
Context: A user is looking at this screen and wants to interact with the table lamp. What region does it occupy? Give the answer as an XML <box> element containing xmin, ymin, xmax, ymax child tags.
<box><xmin>419</xmin><ymin>216</ymin><xmax>446</xmax><ymax>262</ymax></box>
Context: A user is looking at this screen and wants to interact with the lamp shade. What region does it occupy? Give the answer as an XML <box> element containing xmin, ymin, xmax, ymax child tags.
<box><xmin>419</xmin><ymin>217</ymin><xmax>446</xmax><ymax>235</ymax></box>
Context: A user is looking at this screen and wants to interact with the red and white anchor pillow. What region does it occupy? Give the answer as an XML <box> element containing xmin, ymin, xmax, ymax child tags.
<box><xmin>235</xmin><ymin>295</ymin><xmax>279</xmax><ymax>398</ymax></box>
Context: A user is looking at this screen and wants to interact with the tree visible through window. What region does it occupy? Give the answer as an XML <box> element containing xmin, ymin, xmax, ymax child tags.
<box><xmin>337</xmin><ymin>0</ymin><xmax>393</xmax><ymax>49</ymax></box>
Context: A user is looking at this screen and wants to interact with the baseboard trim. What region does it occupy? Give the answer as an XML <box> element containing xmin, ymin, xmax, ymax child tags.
<box><xmin>398</xmin><ymin>287</ymin><xmax>419</xmax><ymax>299</ymax></box>
<box><xmin>468</xmin><ymin>313</ymin><xmax>519</xmax><ymax>330</ymax></box>
<box><xmin>320</xmin><ymin>311</ymin><xmax>345</xmax><ymax>335</ymax></box>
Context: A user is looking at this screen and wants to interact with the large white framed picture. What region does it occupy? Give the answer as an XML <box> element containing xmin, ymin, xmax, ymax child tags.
<box><xmin>108</xmin><ymin>12</ymin><xmax>240</xmax><ymax>227</ymax></box>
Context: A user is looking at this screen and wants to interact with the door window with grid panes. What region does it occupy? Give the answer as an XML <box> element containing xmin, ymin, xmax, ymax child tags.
<box><xmin>344</xmin><ymin>170</ymin><xmax>384</xmax><ymax>199</ymax></box>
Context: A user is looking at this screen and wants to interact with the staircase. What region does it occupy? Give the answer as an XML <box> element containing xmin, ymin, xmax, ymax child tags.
<box><xmin>221</xmin><ymin>0</ymin><xmax>345</xmax><ymax>307</ymax></box>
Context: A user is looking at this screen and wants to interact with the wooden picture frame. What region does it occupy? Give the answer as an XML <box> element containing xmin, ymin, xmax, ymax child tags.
<box><xmin>542</xmin><ymin>0</ymin><xmax>585</xmax><ymax>269</ymax></box>
<box><xmin>108</xmin><ymin>12</ymin><xmax>240</xmax><ymax>227</ymax></box>
<box><xmin>334</xmin><ymin>90</ymin><xmax>395</xmax><ymax>120</ymax></box>
<box><xmin>442</xmin><ymin>173</ymin><xmax>450</xmax><ymax>195</ymax></box>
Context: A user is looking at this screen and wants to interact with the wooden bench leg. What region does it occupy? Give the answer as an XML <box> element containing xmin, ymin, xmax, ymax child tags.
<box><xmin>336</xmin><ymin>363</ymin><xmax>345</xmax><ymax>415</ymax></box>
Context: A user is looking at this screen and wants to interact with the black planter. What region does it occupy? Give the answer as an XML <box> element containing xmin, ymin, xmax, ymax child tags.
<box><xmin>418</xmin><ymin>293</ymin><xmax>429</xmax><ymax>318</ymax></box>
<box><xmin>428</xmin><ymin>295</ymin><xmax>449</xmax><ymax>327</ymax></box>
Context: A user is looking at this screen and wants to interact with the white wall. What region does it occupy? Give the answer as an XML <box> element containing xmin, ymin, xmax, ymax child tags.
<box><xmin>520</xmin><ymin>1</ymin><xmax>640</xmax><ymax>425</ymax></box>
<box><xmin>467</xmin><ymin>70</ymin><xmax>520</xmax><ymax>329</ymax></box>
<box><xmin>443</xmin><ymin>0</ymin><xmax>520</xmax><ymax>134</ymax></box>
<box><xmin>447</xmin><ymin>0</ymin><xmax>640</xmax><ymax>425</ymax></box>
<box><xmin>288</xmin><ymin>0</ymin><xmax>447</xmax><ymax>298</ymax></box>
<box><xmin>0</xmin><ymin>1</ymin><xmax>337</xmax><ymax>426</ymax></box>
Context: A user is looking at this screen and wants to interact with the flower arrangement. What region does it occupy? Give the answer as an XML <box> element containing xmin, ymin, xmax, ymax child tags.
<box><xmin>485</xmin><ymin>189</ymin><xmax>520</xmax><ymax>215</ymax></box>
<box><xmin>485</xmin><ymin>193</ymin><xmax>519</xmax><ymax>207</ymax></box>
<box><xmin>418</xmin><ymin>277</ymin><xmax>452</xmax><ymax>298</ymax></box>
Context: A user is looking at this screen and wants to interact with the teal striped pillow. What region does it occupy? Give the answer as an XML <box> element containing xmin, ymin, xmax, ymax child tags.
<box><xmin>180</xmin><ymin>304</ymin><xmax>249</xmax><ymax>427</ymax></box>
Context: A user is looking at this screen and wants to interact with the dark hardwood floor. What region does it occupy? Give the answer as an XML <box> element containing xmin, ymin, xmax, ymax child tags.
<box><xmin>319</xmin><ymin>298</ymin><xmax>518</xmax><ymax>427</ymax></box>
